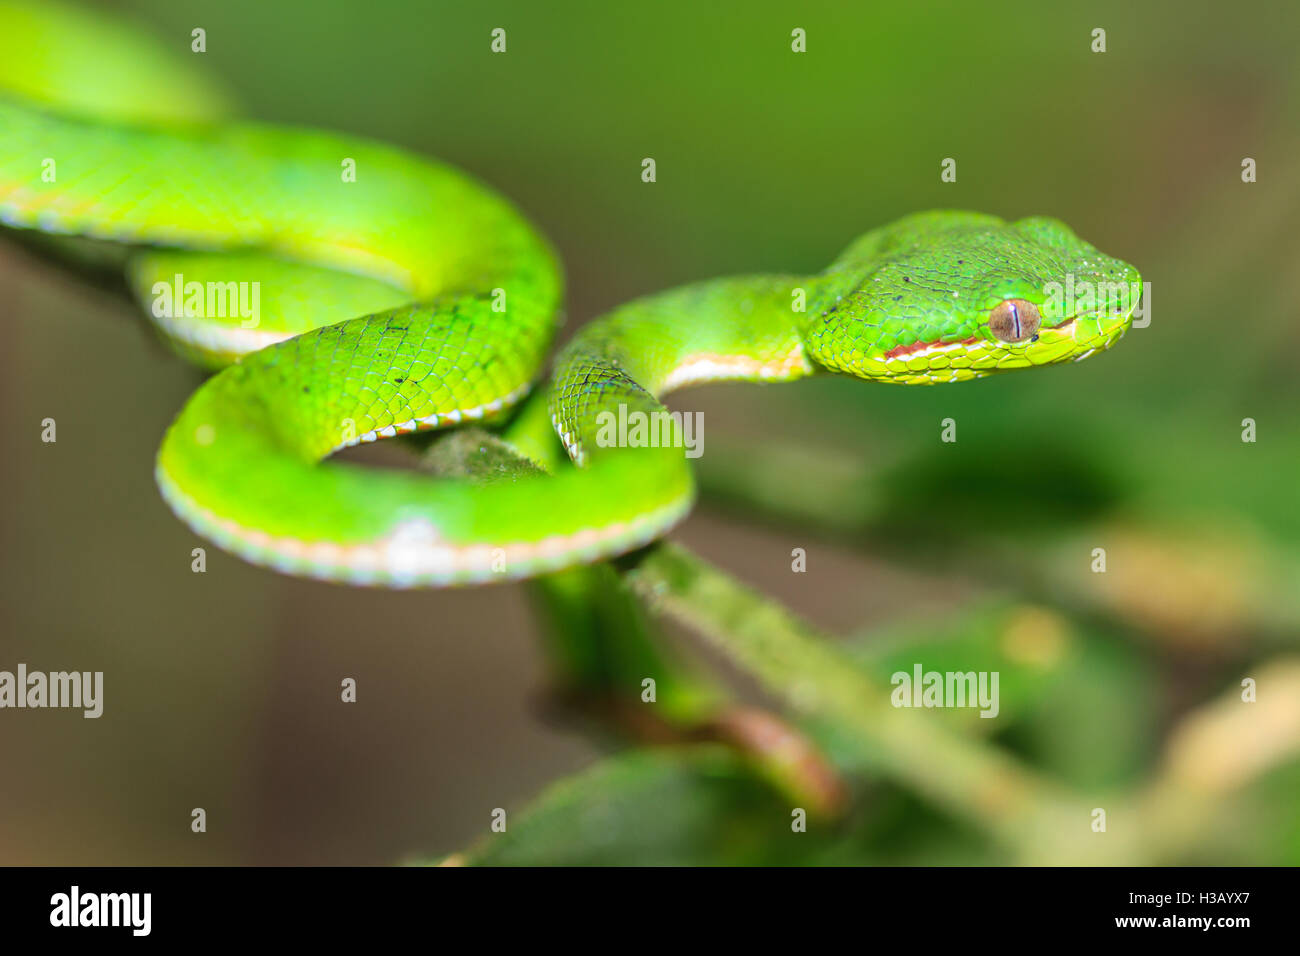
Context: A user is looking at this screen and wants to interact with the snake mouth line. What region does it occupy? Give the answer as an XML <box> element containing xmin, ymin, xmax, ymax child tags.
<box><xmin>1051</xmin><ymin>317</ymin><xmax>1079</xmax><ymax>341</ymax></box>
<box><xmin>881</xmin><ymin>314</ymin><xmax>1081</xmax><ymax>363</ymax></box>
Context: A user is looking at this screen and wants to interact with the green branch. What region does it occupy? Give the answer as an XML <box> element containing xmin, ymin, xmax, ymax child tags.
<box><xmin>620</xmin><ymin>542</ymin><xmax>1124</xmax><ymax>863</ymax></box>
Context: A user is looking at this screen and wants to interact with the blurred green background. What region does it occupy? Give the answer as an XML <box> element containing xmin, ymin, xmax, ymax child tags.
<box><xmin>1</xmin><ymin>0</ymin><xmax>1297</xmax><ymax>864</ymax></box>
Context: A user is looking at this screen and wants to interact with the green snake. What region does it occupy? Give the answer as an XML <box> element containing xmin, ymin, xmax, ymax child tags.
<box><xmin>0</xmin><ymin>2</ymin><xmax>1140</xmax><ymax>587</ymax></box>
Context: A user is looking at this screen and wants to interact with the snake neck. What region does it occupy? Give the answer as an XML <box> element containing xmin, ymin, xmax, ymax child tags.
<box><xmin>548</xmin><ymin>273</ymin><xmax>816</xmax><ymax>465</ymax></box>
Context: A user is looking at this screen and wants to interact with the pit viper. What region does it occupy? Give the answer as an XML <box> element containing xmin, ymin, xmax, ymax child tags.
<box><xmin>0</xmin><ymin>1</ymin><xmax>1140</xmax><ymax>587</ymax></box>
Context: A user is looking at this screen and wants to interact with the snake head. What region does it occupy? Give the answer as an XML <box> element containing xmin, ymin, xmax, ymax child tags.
<box><xmin>805</xmin><ymin>213</ymin><xmax>1142</xmax><ymax>384</ymax></box>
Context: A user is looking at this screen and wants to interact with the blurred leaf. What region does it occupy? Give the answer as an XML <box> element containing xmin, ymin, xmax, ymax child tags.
<box><xmin>1001</xmin><ymin>628</ymin><xmax>1156</xmax><ymax>789</ymax></box>
<box><xmin>835</xmin><ymin>601</ymin><xmax>1156</xmax><ymax>790</ymax></box>
<box><xmin>873</xmin><ymin>433</ymin><xmax>1126</xmax><ymax>539</ymax></box>
<box><xmin>843</xmin><ymin>602</ymin><xmax>1081</xmax><ymax>736</ymax></box>
<box><xmin>439</xmin><ymin>745</ymin><xmax>1001</xmax><ymax>866</ymax></box>
<box><xmin>447</xmin><ymin>746</ymin><xmax>813</xmax><ymax>866</ymax></box>
<box><xmin>1226</xmin><ymin>762</ymin><xmax>1300</xmax><ymax>865</ymax></box>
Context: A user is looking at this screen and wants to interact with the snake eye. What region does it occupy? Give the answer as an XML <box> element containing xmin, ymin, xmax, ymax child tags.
<box><xmin>987</xmin><ymin>298</ymin><xmax>1041</xmax><ymax>344</ymax></box>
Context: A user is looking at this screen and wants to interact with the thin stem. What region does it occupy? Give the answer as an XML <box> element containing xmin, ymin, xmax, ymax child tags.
<box><xmin>621</xmin><ymin>542</ymin><xmax>1128</xmax><ymax>863</ymax></box>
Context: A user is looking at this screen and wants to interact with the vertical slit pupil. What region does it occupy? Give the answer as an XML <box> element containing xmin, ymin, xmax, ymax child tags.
<box><xmin>990</xmin><ymin>299</ymin><xmax>1040</xmax><ymax>343</ymax></box>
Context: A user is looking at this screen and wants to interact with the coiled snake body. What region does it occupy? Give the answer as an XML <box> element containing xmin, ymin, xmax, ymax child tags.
<box><xmin>0</xmin><ymin>2</ymin><xmax>1140</xmax><ymax>586</ymax></box>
